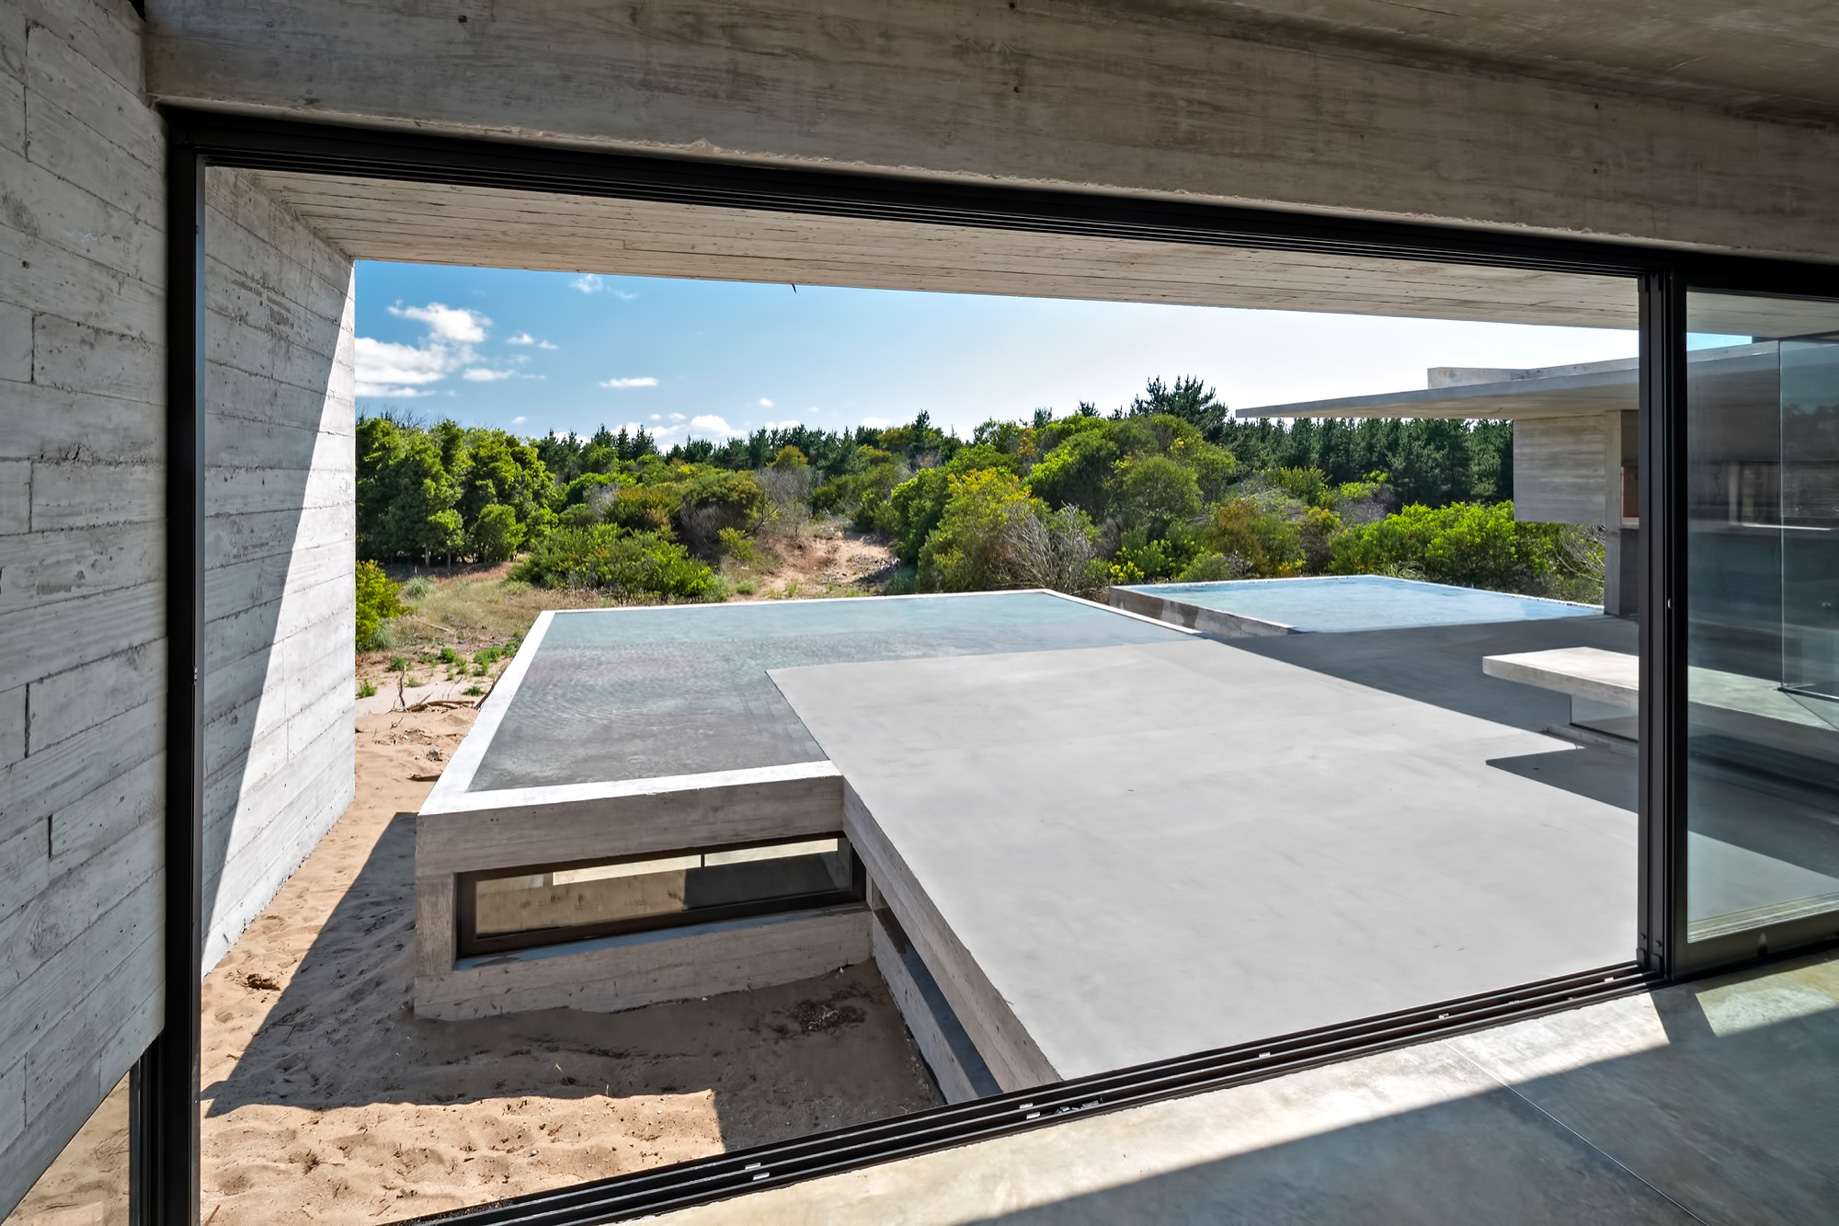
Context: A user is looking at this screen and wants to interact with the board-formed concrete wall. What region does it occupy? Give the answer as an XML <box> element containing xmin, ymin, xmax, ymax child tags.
<box><xmin>142</xmin><ymin>0</ymin><xmax>1839</xmax><ymax>262</ymax></box>
<box><xmin>200</xmin><ymin>168</ymin><xmax>356</xmax><ymax>969</ymax></box>
<box><xmin>0</xmin><ymin>0</ymin><xmax>167</xmax><ymax>1214</ymax></box>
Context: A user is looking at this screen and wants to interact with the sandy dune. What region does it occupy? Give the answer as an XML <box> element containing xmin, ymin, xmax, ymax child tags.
<box><xmin>196</xmin><ymin>706</ymin><xmax>940</xmax><ymax>1223</ymax></box>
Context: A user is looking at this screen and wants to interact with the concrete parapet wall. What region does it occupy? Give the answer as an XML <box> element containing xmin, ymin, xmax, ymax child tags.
<box><xmin>0</xmin><ymin>1</ymin><xmax>166</xmax><ymax>1214</ymax></box>
<box><xmin>1108</xmin><ymin>587</ymin><xmax>1297</xmax><ymax>640</ymax></box>
<box><xmin>200</xmin><ymin>167</ymin><xmax>356</xmax><ymax>970</ymax></box>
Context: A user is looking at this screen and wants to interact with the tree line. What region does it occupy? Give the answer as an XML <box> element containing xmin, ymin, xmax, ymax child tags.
<box><xmin>355</xmin><ymin>376</ymin><xmax>1597</xmax><ymax>632</ymax></box>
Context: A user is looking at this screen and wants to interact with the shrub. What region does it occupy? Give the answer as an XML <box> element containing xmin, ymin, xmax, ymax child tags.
<box><xmin>1176</xmin><ymin>552</ymin><xmax>1250</xmax><ymax>582</ymax></box>
<box><xmin>1113</xmin><ymin>454</ymin><xmax>1202</xmax><ymax>531</ymax></box>
<box><xmin>1328</xmin><ymin>501</ymin><xmax>1603</xmax><ymax>601</ymax></box>
<box><xmin>355</xmin><ymin>559</ymin><xmax>409</xmax><ymax>651</ymax></box>
<box><xmin>886</xmin><ymin>468</ymin><xmax>953</xmax><ymax>566</ymax></box>
<box><xmin>513</xmin><ymin>525</ymin><xmax>719</xmax><ymax>601</ymax></box>
<box><xmin>673</xmin><ymin>469</ymin><xmax>767</xmax><ymax>555</ymax></box>
<box><xmin>770</xmin><ymin>444</ymin><xmax>809</xmax><ymax>469</ymax></box>
<box><xmin>1025</xmin><ymin>429</ymin><xmax>1118</xmax><ymax>521</ymax></box>
<box><xmin>718</xmin><ymin>526</ymin><xmax>760</xmax><ymax>564</ymax></box>
<box><xmin>467</xmin><ymin>502</ymin><xmax>525</xmax><ymax>562</ymax></box>
<box><xmin>918</xmin><ymin>468</ymin><xmax>1037</xmax><ymax>592</ymax></box>
<box><xmin>1006</xmin><ymin>504</ymin><xmax>1104</xmax><ymax>598</ymax></box>
<box><xmin>400</xmin><ymin>575</ymin><xmax>433</xmax><ymax>599</ymax></box>
<box><xmin>1199</xmin><ymin>498</ymin><xmax>1305</xmax><ymax>577</ymax></box>
<box><xmin>356</xmin><ymin>679</ymin><xmax>378</xmax><ymax>698</ymax></box>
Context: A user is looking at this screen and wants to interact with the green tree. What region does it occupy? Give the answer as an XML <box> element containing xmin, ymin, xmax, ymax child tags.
<box><xmin>1114</xmin><ymin>453</ymin><xmax>1202</xmax><ymax>532</ymax></box>
<box><xmin>1131</xmin><ymin>376</ymin><xmax>1227</xmax><ymax>441</ymax></box>
<box><xmin>918</xmin><ymin>468</ymin><xmax>1038</xmax><ymax>592</ymax></box>
<box><xmin>467</xmin><ymin>503</ymin><xmax>525</xmax><ymax>563</ymax></box>
<box><xmin>1026</xmin><ymin>428</ymin><xmax>1119</xmax><ymax>521</ymax></box>
<box><xmin>354</xmin><ymin>559</ymin><xmax>408</xmax><ymax>650</ymax></box>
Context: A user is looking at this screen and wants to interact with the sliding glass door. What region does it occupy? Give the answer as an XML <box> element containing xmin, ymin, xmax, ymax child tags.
<box><xmin>1682</xmin><ymin>291</ymin><xmax>1839</xmax><ymax>964</ymax></box>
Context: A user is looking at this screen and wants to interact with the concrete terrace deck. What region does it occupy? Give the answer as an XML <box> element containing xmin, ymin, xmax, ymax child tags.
<box><xmin>770</xmin><ymin>619</ymin><xmax>1641</xmax><ymax>1087</ymax></box>
<box><xmin>420</xmin><ymin>589</ymin><xmax>1647</xmax><ymax>1087</ymax></box>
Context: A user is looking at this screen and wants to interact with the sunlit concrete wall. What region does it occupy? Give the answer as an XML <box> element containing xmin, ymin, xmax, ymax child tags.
<box><xmin>201</xmin><ymin>168</ymin><xmax>356</xmax><ymax>970</ymax></box>
<box><xmin>143</xmin><ymin>0</ymin><xmax>1839</xmax><ymax>262</ymax></box>
<box><xmin>0</xmin><ymin>0</ymin><xmax>166</xmax><ymax>1213</ymax></box>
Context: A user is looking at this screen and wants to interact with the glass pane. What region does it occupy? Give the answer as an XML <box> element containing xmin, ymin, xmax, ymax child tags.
<box><xmin>1686</xmin><ymin>292</ymin><xmax>1839</xmax><ymax>943</ymax></box>
<box><xmin>3</xmin><ymin>1071</ymin><xmax>131</xmax><ymax>1225</ymax></box>
<box><xmin>463</xmin><ymin>837</ymin><xmax>861</xmax><ymax>952</ymax></box>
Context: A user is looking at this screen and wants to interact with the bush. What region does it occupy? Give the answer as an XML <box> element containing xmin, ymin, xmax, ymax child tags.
<box><xmin>918</xmin><ymin>468</ymin><xmax>1038</xmax><ymax>592</ymax></box>
<box><xmin>513</xmin><ymin>525</ymin><xmax>720</xmax><ymax>601</ymax></box>
<box><xmin>355</xmin><ymin>559</ymin><xmax>409</xmax><ymax>650</ymax></box>
<box><xmin>1007</xmin><ymin>504</ymin><xmax>1104</xmax><ymax>598</ymax></box>
<box><xmin>673</xmin><ymin>469</ymin><xmax>767</xmax><ymax>555</ymax></box>
<box><xmin>467</xmin><ymin>502</ymin><xmax>525</xmax><ymax>562</ymax></box>
<box><xmin>1328</xmin><ymin>501</ymin><xmax>1603</xmax><ymax>601</ymax></box>
<box><xmin>1175</xmin><ymin>552</ymin><xmax>1250</xmax><ymax>582</ymax></box>
<box><xmin>1114</xmin><ymin>454</ymin><xmax>1202</xmax><ymax>531</ymax></box>
<box><xmin>886</xmin><ymin>468</ymin><xmax>953</xmax><ymax>566</ymax></box>
<box><xmin>1025</xmin><ymin>429</ymin><xmax>1118</xmax><ymax>521</ymax></box>
<box><xmin>400</xmin><ymin>575</ymin><xmax>433</xmax><ymax>599</ymax></box>
<box><xmin>1199</xmin><ymin>498</ymin><xmax>1305</xmax><ymax>577</ymax></box>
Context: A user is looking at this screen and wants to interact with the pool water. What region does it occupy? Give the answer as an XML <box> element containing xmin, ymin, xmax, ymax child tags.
<box><xmin>1121</xmin><ymin>575</ymin><xmax>1599</xmax><ymax>634</ymax></box>
<box><xmin>472</xmin><ymin>591</ymin><xmax>1191</xmax><ymax>791</ymax></box>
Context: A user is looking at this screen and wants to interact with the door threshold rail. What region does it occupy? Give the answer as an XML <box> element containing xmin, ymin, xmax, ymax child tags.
<box><xmin>413</xmin><ymin>961</ymin><xmax>1654</xmax><ymax>1225</ymax></box>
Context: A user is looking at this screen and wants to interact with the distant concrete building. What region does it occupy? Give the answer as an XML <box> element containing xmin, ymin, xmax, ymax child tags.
<box><xmin>1236</xmin><ymin>342</ymin><xmax>1792</xmax><ymax>620</ymax></box>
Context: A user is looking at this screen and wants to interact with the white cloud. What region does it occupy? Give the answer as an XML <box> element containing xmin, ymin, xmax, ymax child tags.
<box><xmin>690</xmin><ymin>414</ymin><xmax>741</xmax><ymax>436</ymax></box>
<box><xmin>539</xmin><ymin>339</ymin><xmax>558</xmax><ymax>349</ymax></box>
<box><xmin>463</xmin><ymin>368</ymin><xmax>516</xmax><ymax>382</ymax></box>
<box><xmin>358</xmin><ymin>303</ymin><xmax>497</xmax><ymax>397</ymax></box>
<box><xmin>613</xmin><ymin>289</ymin><xmax>638</xmax><ymax>301</ymax></box>
<box><xmin>669</xmin><ymin>413</ymin><xmax>685</xmax><ymax>422</ymax></box>
<box><xmin>389</xmin><ymin>302</ymin><xmax>490</xmax><ymax>343</ymax></box>
<box><xmin>757</xmin><ymin>398</ymin><xmax>774</xmax><ymax>408</ymax></box>
<box><xmin>512</xmin><ymin>415</ymin><xmax>528</xmax><ymax>425</ymax></box>
<box><xmin>764</xmin><ymin>420</ymin><xmax>801</xmax><ymax>431</ymax></box>
<box><xmin>355</xmin><ymin>335</ymin><xmax>474</xmax><ymax>397</ymax></box>
<box><xmin>573</xmin><ymin>274</ymin><xmax>604</xmax><ymax>294</ymax></box>
<box><xmin>599</xmin><ymin>376</ymin><xmax>659</xmax><ymax>389</ymax></box>
<box><xmin>648</xmin><ymin>414</ymin><xmax>662</xmax><ymax>422</ymax></box>
<box><xmin>861</xmin><ymin>416</ymin><xmax>892</xmax><ymax>428</ymax></box>
<box><xmin>507</xmin><ymin>332</ymin><xmax>560</xmax><ymax>349</ymax></box>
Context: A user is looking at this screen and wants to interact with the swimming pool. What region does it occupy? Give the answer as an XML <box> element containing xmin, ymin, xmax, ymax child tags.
<box><xmin>1115</xmin><ymin>575</ymin><xmax>1599</xmax><ymax>635</ymax></box>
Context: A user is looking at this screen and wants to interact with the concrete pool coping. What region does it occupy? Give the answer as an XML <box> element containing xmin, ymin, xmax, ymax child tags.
<box><xmin>1111</xmin><ymin>575</ymin><xmax>1601</xmax><ymax>639</ymax></box>
<box><xmin>414</xmin><ymin>591</ymin><xmax>1197</xmax><ymax>1018</ymax></box>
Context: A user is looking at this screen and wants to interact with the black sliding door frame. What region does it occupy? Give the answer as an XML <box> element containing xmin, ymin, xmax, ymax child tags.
<box><xmin>1656</xmin><ymin>275</ymin><xmax>1839</xmax><ymax>978</ymax></box>
<box><xmin>156</xmin><ymin>106</ymin><xmax>1835</xmax><ymax>1224</ymax></box>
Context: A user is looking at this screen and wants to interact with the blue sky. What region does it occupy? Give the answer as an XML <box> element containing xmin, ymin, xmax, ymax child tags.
<box><xmin>355</xmin><ymin>262</ymin><xmax>1659</xmax><ymax>445</ymax></box>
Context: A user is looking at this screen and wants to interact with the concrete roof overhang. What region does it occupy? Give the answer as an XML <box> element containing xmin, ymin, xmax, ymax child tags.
<box><xmin>1234</xmin><ymin>343</ymin><xmax>1779</xmax><ymax>420</ymax></box>
<box><xmin>242</xmin><ymin>169</ymin><xmax>1638</xmax><ymax>329</ymax></box>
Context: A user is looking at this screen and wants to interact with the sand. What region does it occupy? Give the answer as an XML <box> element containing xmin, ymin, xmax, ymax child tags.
<box><xmin>196</xmin><ymin>705</ymin><xmax>941</xmax><ymax>1223</ymax></box>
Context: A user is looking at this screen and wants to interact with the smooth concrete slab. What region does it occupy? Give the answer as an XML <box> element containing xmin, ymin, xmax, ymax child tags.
<box><xmin>771</xmin><ymin>635</ymin><xmax>1638</xmax><ymax>1082</ymax></box>
<box><xmin>652</xmin><ymin>951</ymin><xmax>1839</xmax><ymax>1226</ymax></box>
<box><xmin>466</xmin><ymin>592</ymin><xmax>1190</xmax><ymax>792</ymax></box>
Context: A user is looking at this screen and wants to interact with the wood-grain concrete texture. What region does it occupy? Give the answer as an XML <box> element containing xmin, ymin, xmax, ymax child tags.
<box><xmin>199</xmin><ymin>166</ymin><xmax>357</xmax><ymax>969</ymax></box>
<box><xmin>142</xmin><ymin>2</ymin><xmax>1839</xmax><ymax>262</ymax></box>
<box><xmin>771</xmin><ymin>626</ymin><xmax>1641</xmax><ymax>1088</ymax></box>
<box><xmin>0</xmin><ymin>2</ymin><xmax>168</xmax><ymax>1214</ymax></box>
<box><xmin>234</xmin><ymin>172</ymin><xmax>1634</xmax><ymax>330</ymax></box>
<box><xmin>650</xmin><ymin>949</ymin><xmax>1839</xmax><ymax>1225</ymax></box>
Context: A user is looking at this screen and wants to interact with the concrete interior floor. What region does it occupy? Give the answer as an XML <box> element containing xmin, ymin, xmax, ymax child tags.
<box><xmin>650</xmin><ymin>947</ymin><xmax>1839</xmax><ymax>1225</ymax></box>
